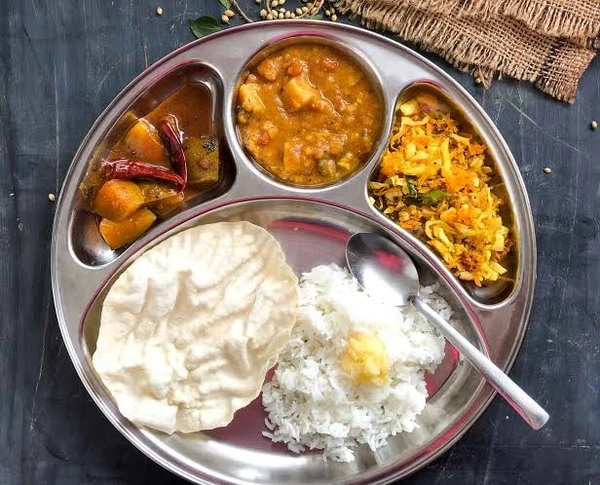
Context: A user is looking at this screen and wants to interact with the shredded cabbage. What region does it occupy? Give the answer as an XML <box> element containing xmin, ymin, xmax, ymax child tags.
<box><xmin>369</xmin><ymin>95</ymin><xmax>511</xmax><ymax>286</ymax></box>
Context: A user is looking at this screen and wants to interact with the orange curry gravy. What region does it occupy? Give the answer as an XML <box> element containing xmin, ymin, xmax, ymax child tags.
<box><xmin>236</xmin><ymin>43</ymin><xmax>383</xmax><ymax>186</ymax></box>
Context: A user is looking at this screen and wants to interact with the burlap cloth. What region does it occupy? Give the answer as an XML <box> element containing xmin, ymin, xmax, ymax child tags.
<box><xmin>332</xmin><ymin>0</ymin><xmax>600</xmax><ymax>102</ymax></box>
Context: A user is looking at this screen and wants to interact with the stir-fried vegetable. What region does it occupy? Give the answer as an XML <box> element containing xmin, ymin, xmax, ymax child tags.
<box><xmin>369</xmin><ymin>94</ymin><xmax>511</xmax><ymax>286</ymax></box>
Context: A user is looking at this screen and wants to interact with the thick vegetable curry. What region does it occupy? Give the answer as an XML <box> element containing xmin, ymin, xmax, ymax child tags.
<box><xmin>81</xmin><ymin>83</ymin><xmax>221</xmax><ymax>249</ymax></box>
<box><xmin>236</xmin><ymin>43</ymin><xmax>383</xmax><ymax>186</ymax></box>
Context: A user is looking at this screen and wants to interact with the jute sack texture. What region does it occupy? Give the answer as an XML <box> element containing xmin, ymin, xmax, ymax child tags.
<box><xmin>333</xmin><ymin>0</ymin><xmax>600</xmax><ymax>102</ymax></box>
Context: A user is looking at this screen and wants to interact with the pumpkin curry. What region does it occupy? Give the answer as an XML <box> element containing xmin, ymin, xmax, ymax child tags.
<box><xmin>80</xmin><ymin>83</ymin><xmax>221</xmax><ymax>250</ymax></box>
<box><xmin>236</xmin><ymin>43</ymin><xmax>383</xmax><ymax>186</ymax></box>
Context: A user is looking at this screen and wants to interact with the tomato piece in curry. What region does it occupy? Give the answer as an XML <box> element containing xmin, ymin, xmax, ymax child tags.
<box><xmin>236</xmin><ymin>43</ymin><xmax>383</xmax><ymax>186</ymax></box>
<box><xmin>80</xmin><ymin>83</ymin><xmax>221</xmax><ymax>250</ymax></box>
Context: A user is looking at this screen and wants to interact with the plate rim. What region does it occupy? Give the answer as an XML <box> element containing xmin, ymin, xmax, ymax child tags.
<box><xmin>51</xmin><ymin>20</ymin><xmax>537</xmax><ymax>485</ymax></box>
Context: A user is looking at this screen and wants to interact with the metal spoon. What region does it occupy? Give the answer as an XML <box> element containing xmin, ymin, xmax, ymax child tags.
<box><xmin>345</xmin><ymin>232</ymin><xmax>549</xmax><ymax>430</ymax></box>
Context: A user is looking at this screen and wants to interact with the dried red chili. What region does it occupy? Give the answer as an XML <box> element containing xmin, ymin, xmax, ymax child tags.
<box><xmin>158</xmin><ymin>116</ymin><xmax>188</xmax><ymax>186</ymax></box>
<box><xmin>102</xmin><ymin>160</ymin><xmax>185</xmax><ymax>190</ymax></box>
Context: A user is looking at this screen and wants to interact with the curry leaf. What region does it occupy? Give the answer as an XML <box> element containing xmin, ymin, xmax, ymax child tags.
<box><xmin>404</xmin><ymin>188</ymin><xmax>449</xmax><ymax>206</ymax></box>
<box><xmin>190</xmin><ymin>16</ymin><xmax>221</xmax><ymax>39</ymax></box>
<box><xmin>404</xmin><ymin>175</ymin><xmax>419</xmax><ymax>198</ymax></box>
<box><xmin>419</xmin><ymin>190</ymin><xmax>449</xmax><ymax>206</ymax></box>
<box><xmin>421</xmin><ymin>190</ymin><xmax>448</xmax><ymax>205</ymax></box>
<box><xmin>219</xmin><ymin>0</ymin><xmax>233</xmax><ymax>8</ymax></box>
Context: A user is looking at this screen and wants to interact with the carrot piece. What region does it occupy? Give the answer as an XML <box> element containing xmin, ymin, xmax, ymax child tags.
<box><xmin>286</xmin><ymin>59</ymin><xmax>304</xmax><ymax>77</ymax></box>
<box><xmin>99</xmin><ymin>208</ymin><xmax>157</xmax><ymax>249</ymax></box>
<box><xmin>92</xmin><ymin>179</ymin><xmax>145</xmax><ymax>221</ymax></box>
<box><xmin>124</xmin><ymin>119</ymin><xmax>170</xmax><ymax>167</ymax></box>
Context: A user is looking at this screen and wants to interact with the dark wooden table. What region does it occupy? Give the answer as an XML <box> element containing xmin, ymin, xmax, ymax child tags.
<box><xmin>1</xmin><ymin>1</ymin><xmax>599</xmax><ymax>484</ymax></box>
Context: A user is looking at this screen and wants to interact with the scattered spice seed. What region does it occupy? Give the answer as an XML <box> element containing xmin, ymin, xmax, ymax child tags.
<box><xmin>592</xmin><ymin>120</ymin><xmax>598</xmax><ymax>130</ymax></box>
<box><xmin>156</xmin><ymin>6</ymin><xmax>163</xmax><ymax>15</ymax></box>
<box><xmin>302</xmin><ymin>6</ymin><xmax>308</xmax><ymax>12</ymax></box>
<box><xmin>279</xmin><ymin>7</ymin><xmax>286</xmax><ymax>13</ymax></box>
<box><xmin>260</xmin><ymin>9</ymin><xmax>267</xmax><ymax>18</ymax></box>
<box><xmin>266</xmin><ymin>13</ymin><xmax>273</xmax><ymax>19</ymax></box>
<box><xmin>221</xmin><ymin>14</ymin><xmax>230</xmax><ymax>23</ymax></box>
<box><xmin>331</xmin><ymin>14</ymin><xmax>337</xmax><ymax>21</ymax></box>
<box><xmin>48</xmin><ymin>193</ymin><xmax>56</xmax><ymax>201</ymax></box>
<box><xmin>325</xmin><ymin>9</ymin><xmax>331</xmax><ymax>16</ymax></box>
<box><xmin>255</xmin><ymin>0</ymin><xmax>261</xmax><ymax>3</ymax></box>
<box><xmin>271</xmin><ymin>0</ymin><xmax>278</xmax><ymax>6</ymax></box>
<box><xmin>279</xmin><ymin>0</ymin><xmax>286</xmax><ymax>5</ymax></box>
<box><xmin>278</xmin><ymin>12</ymin><xmax>284</xmax><ymax>18</ymax></box>
<box><xmin>543</xmin><ymin>167</ymin><xmax>552</xmax><ymax>174</ymax></box>
<box><xmin>224</xmin><ymin>9</ymin><xmax>234</xmax><ymax>17</ymax></box>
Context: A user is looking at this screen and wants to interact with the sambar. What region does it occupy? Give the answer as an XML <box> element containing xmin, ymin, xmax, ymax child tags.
<box><xmin>236</xmin><ymin>43</ymin><xmax>383</xmax><ymax>186</ymax></box>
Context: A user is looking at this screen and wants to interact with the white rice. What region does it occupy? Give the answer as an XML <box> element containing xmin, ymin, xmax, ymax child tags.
<box><xmin>261</xmin><ymin>264</ymin><xmax>449</xmax><ymax>462</ymax></box>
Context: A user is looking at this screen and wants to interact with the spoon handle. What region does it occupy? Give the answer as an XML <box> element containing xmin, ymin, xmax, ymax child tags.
<box><xmin>413</xmin><ymin>296</ymin><xmax>549</xmax><ymax>430</ymax></box>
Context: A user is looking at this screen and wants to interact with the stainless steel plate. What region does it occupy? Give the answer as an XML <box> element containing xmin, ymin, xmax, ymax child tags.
<box><xmin>51</xmin><ymin>21</ymin><xmax>536</xmax><ymax>485</ymax></box>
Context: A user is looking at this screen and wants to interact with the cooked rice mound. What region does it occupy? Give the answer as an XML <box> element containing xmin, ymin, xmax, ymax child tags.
<box><xmin>369</xmin><ymin>94</ymin><xmax>511</xmax><ymax>286</ymax></box>
<box><xmin>262</xmin><ymin>264</ymin><xmax>447</xmax><ymax>462</ymax></box>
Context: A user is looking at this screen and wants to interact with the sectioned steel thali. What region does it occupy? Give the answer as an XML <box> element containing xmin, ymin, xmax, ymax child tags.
<box><xmin>51</xmin><ymin>21</ymin><xmax>536</xmax><ymax>485</ymax></box>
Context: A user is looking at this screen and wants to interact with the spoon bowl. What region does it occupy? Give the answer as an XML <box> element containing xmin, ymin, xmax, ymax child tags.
<box><xmin>345</xmin><ymin>231</ymin><xmax>420</xmax><ymax>306</ymax></box>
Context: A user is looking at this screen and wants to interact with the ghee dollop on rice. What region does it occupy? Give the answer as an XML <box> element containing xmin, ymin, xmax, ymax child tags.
<box><xmin>261</xmin><ymin>264</ymin><xmax>447</xmax><ymax>462</ymax></box>
<box><xmin>369</xmin><ymin>93</ymin><xmax>511</xmax><ymax>286</ymax></box>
